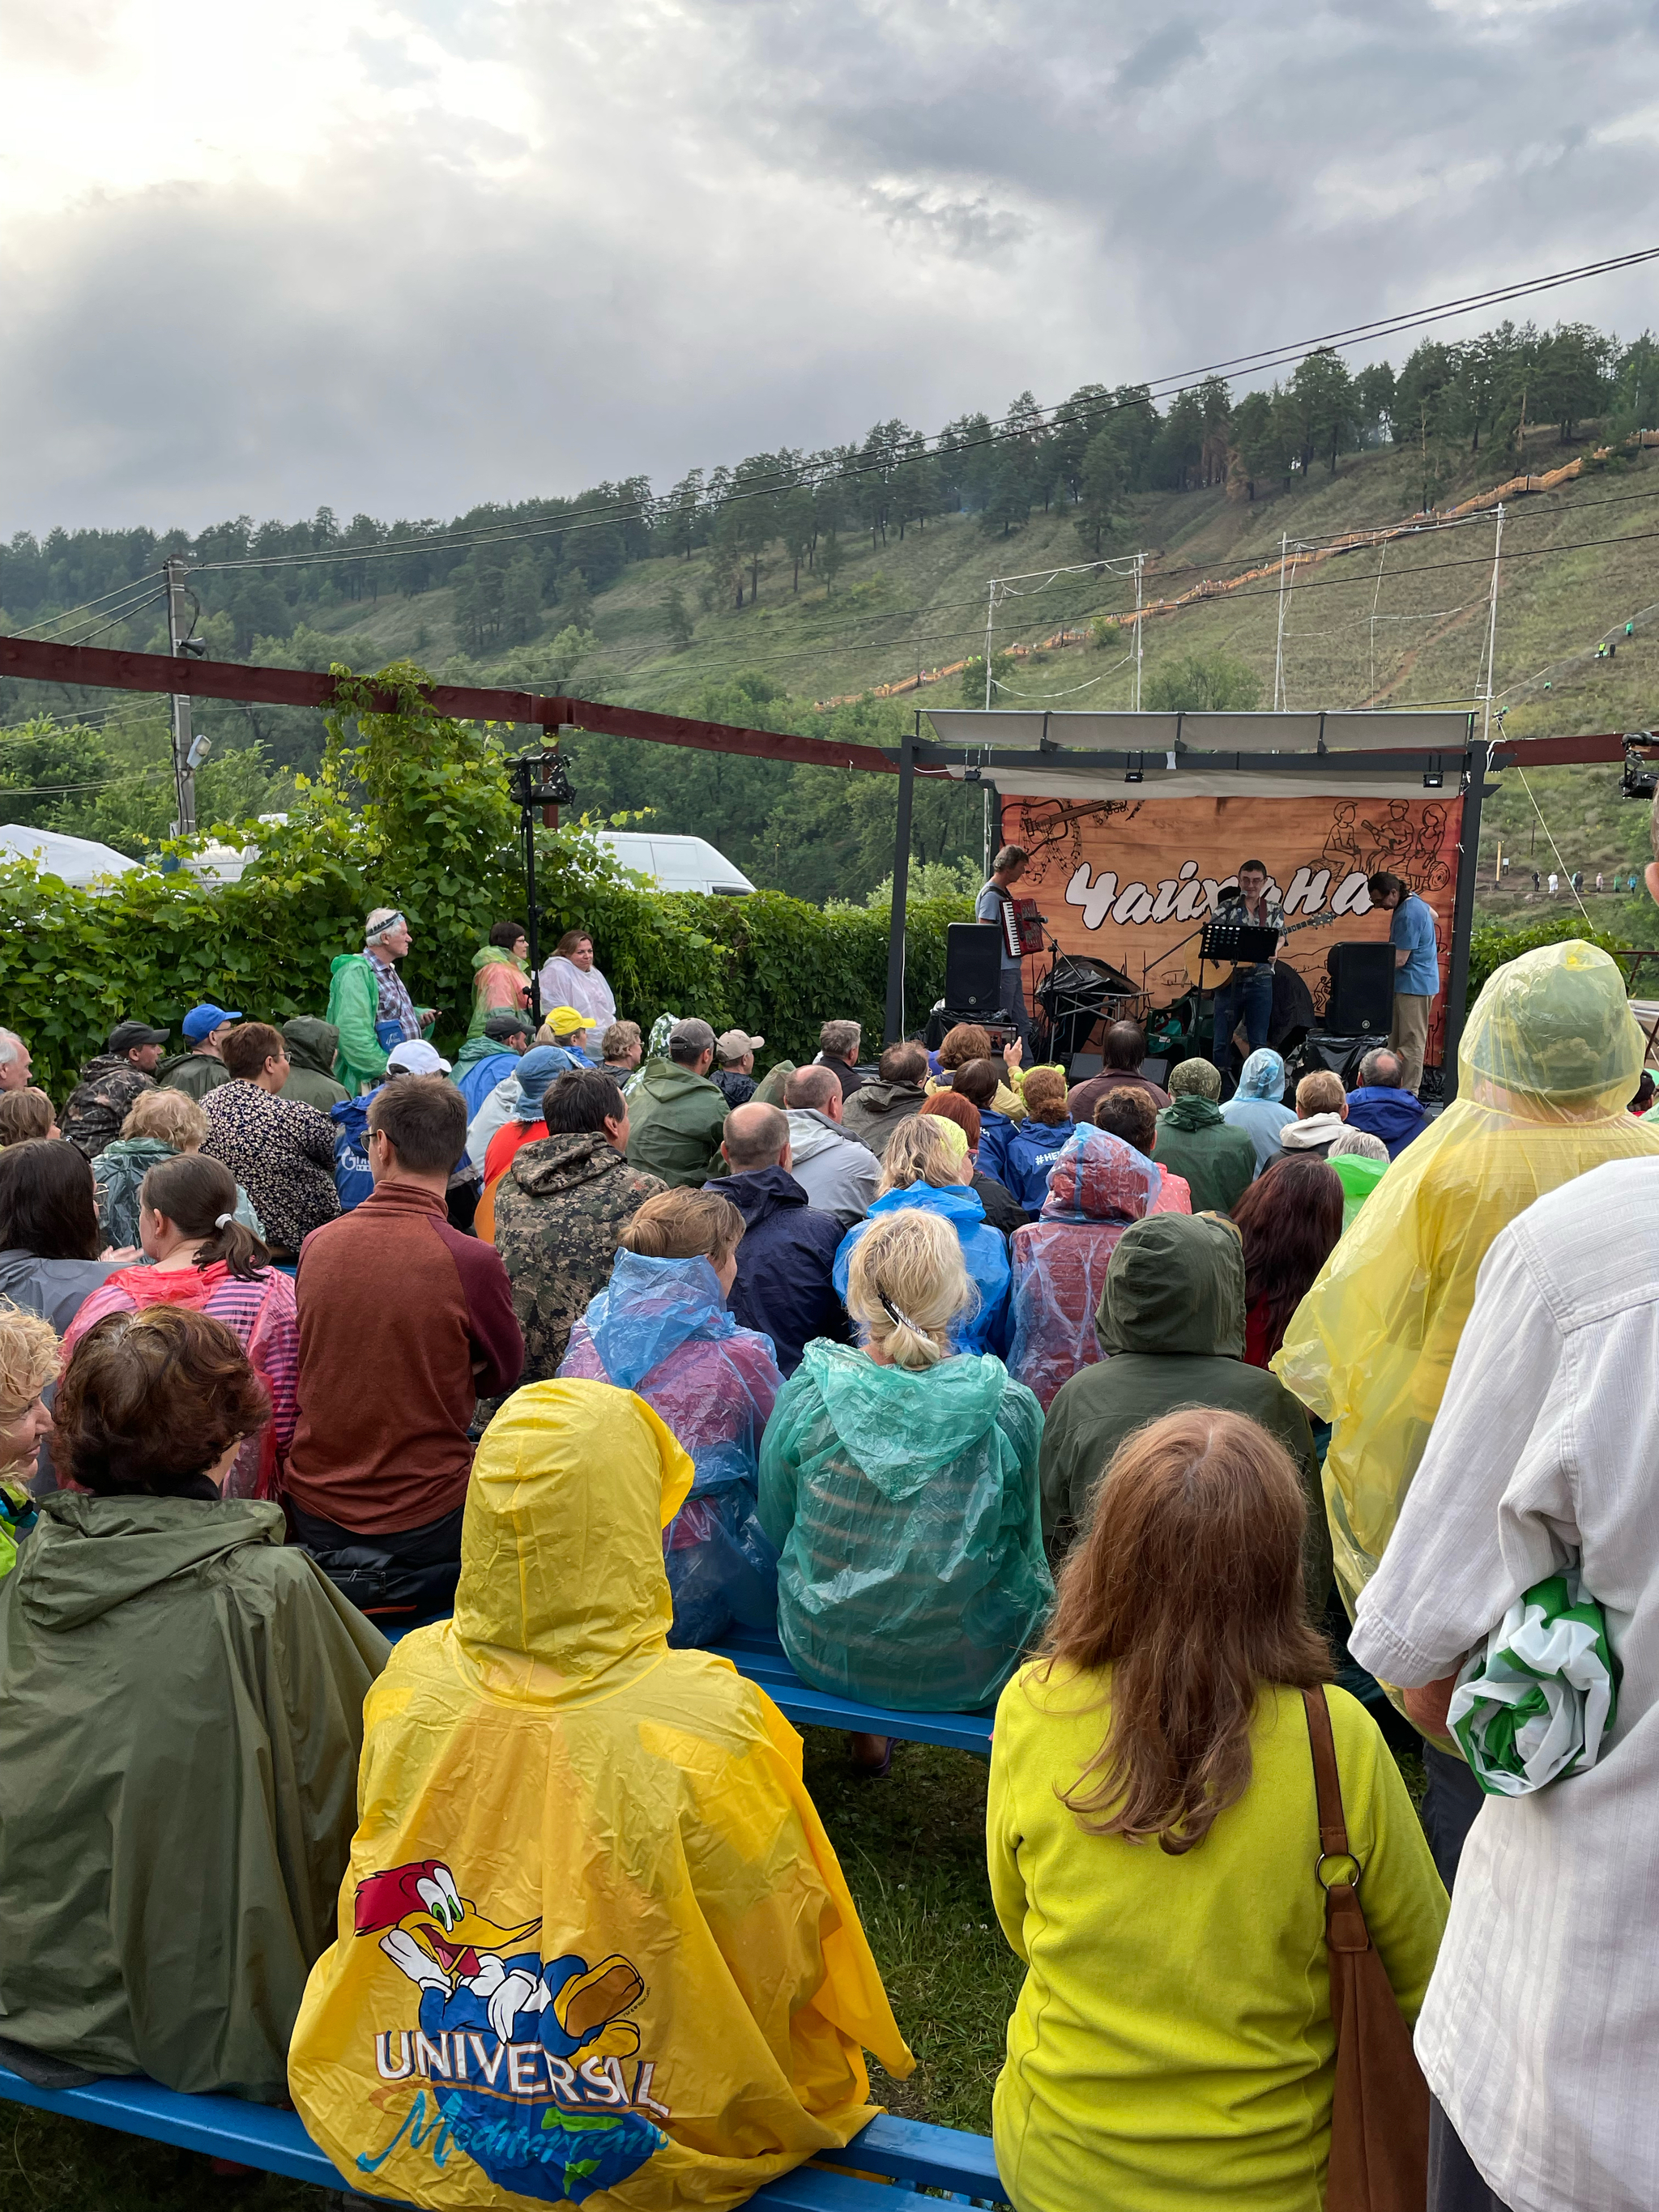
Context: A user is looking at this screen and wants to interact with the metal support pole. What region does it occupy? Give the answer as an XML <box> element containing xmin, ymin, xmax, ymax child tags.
<box><xmin>1133</xmin><ymin>552</ymin><xmax>1144</xmax><ymax>712</ymax></box>
<box><xmin>883</xmin><ymin>729</ymin><xmax>916</xmax><ymax>1044</ymax></box>
<box><xmin>1273</xmin><ymin>535</ymin><xmax>1290</xmax><ymax>712</ymax></box>
<box><xmin>1479</xmin><ymin>504</ymin><xmax>1504</xmax><ymax>750</ymax></box>
<box><xmin>983</xmin><ymin>582</ymin><xmax>996</xmax><ymax>710</ymax></box>
<box><xmin>1441</xmin><ymin>741</ymin><xmax>1486</xmax><ymax>1102</ymax></box>
<box><xmin>164</xmin><ymin>557</ymin><xmax>196</xmax><ymax>833</ymax></box>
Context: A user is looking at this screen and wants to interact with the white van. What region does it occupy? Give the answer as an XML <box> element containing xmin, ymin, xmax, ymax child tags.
<box><xmin>596</xmin><ymin>832</ymin><xmax>756</xmax><ymax>897</ymax></box>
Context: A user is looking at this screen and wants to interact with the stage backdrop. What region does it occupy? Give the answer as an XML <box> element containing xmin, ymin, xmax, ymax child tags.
<box><xmin>999</xmin><ymin>791</ymin><xmax>1460</xmax><ymax>1059</ymax></box>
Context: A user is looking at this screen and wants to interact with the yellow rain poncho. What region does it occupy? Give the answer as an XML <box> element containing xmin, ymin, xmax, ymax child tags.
<box><xmin>1276</xmin><ymin>941</ymin><xmax>1659</xmax><ymax>1617</ymax></box>
<box><xmin>288</xmin><ymin>1379</ymin><xmax>912</xmax><ymax>2210</ymax></box>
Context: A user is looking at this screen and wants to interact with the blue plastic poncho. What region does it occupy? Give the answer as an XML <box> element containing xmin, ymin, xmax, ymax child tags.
<box><xmin>560</xmin><ymin>1251</ymin><xmax>784</xmax><ymax>1647</ymax></box>
<box><xmin>833</xmin><ymin>1183</ymin><xmax>1011</xmax><ymax>1354</ymax></box>
<box><xmin>758</xmin><ymin>1341</ymin><xmax>1051</xmax><ymax>1712</ymax></box>
<box><xmin>1220</xmin><ymin>1047</ymin><xmax>1296</xmax><ymax>1176</ymax></box>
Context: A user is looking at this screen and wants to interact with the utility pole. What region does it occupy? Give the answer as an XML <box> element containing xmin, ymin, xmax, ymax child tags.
<box><xmin>1133</xmin><ymin>552</ymin><xmax>1144</xmax><ymax>712</ymax></box>
<box><xmin>1479</xmin><ymin>504</ymin><xmax>1504</xmax><ymax>752</ymax></box>
<box><xmin>983</xmin><ymin>580</ymin><xmax>996</xmax><ymax>710</ymax></box>
<box><xmin>1273</xmin><ymin>534</ymin><xmax>1290</xmax><ymax>711</ymax></box>
<box><xmin>164</xmin><ymin>556</ymin><xmax>199</xmax><ymax>833</ymax></box>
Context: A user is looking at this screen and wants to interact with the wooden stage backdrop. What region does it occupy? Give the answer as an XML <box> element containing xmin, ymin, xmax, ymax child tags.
<box><xmin>999</xmin><ymin>791</ymin><xmax>1460</xmax><ymax>1060</ymax></box>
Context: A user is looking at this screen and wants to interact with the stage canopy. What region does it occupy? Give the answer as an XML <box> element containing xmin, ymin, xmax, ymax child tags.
<box><xmin>921</xmin><ymin>707</ymin><xmax>1476</xmax><ymax>801</ymax></box>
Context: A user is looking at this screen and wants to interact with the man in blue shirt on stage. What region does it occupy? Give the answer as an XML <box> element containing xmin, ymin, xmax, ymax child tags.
<box><xmin>1367</xmin><ymin>870</ymin><xmax>1439</xmax><ymax>1096</ymax></box>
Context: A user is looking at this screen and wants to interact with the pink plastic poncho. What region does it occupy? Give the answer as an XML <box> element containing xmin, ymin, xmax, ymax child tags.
<box><xmin>1007</xmin><ymin>1128</ymin><xmax>1161</xmax><ymax>1410</ymax></box>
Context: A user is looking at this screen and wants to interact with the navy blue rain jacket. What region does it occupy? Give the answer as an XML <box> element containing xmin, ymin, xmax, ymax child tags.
<box><xmin>723</xmin><ymin>1166</ymin><xmax>847</xmax><ymax>1376</ymax></box>
<box><xmin>1344</xmin><ymin>1086</ymin><xmax>1429</xmax><ymax>1160</ymax></box>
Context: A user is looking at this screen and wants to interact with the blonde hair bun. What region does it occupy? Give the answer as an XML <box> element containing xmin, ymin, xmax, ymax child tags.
<box><xmin>845</xmin><ymin>1209</ymin><xmax>975</xmax><ymax>1369</ymax></box>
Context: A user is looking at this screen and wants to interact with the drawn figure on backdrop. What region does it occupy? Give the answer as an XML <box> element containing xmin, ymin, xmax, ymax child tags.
<box><xmin>1359</xmin><ymin>801</ymin><xmax>1418</xmax><ymax>872</ymax></box>
<box><xmin>1412</xmin><ymin>803</ymin><xmax>1454</xmax><ymax>893</ymax></box>
<box><xmin>1320</xmin><ymin>803</ymin><xmax>1367</xmax><ymax>878</ymax></box>
<box><xmin>354</xmin><ymin>1859</ymin><xmax>665</xmax><ymax>2206</ymax></box>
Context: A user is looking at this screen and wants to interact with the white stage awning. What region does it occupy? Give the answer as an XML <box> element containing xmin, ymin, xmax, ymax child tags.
<box><xmin>920</xmin><ymin>706</ymin><xmax>1475</xmax><ymax>801</ymax></box>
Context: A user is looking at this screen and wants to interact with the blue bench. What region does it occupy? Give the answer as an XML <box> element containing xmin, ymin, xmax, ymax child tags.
<box><xmin>382</xmin><ymin>1619</ymin><xmax>996</xmax><ymax>1758</ymax></box>
<box><xmin>0</xmin><ymin>2063</ymin><xmax>1006</xmax><ymax>2208</ymax></box>
<box><xmin>709</xmin><ymin>1628</ymin><xmax>996</xmax><ymax>1758</ymax></box>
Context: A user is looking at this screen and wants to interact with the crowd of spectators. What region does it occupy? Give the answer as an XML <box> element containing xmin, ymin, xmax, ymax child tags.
<box><xmin>1</xmin><ymin>876</ymin><xmax>1657</xmax><ymax>2212</ymax></box>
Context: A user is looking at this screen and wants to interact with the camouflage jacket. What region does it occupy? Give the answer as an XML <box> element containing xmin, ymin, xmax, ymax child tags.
<box><xmin>61</xmin><ymin>1056</ymin><xmax>157</xmax><ymax>1161</ymax></box>
<box><xmin>492</xmin><ymin>1131</ymin><xmax>667</xmax><ymax>1385</ymax></box>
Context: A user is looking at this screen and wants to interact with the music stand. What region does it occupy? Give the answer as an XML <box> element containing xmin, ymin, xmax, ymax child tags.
<box><xmin>1196</xmin><ymin>921</ymin><xmax>1280</xmax><ymax>995</ymax></box>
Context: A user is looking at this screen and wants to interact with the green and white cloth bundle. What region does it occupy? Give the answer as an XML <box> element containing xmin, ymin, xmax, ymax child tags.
<box><xmin>1448</xmin><ymin>1569</ymin><xmax>1619</xmax><ymax>1797</ymax></box>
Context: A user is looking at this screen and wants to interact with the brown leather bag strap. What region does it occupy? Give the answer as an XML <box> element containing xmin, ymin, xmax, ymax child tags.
<box><xmin>1303</xmin><ymin>1684</ymin><xmax>1350</xmax><ymax>1860</ymax></box>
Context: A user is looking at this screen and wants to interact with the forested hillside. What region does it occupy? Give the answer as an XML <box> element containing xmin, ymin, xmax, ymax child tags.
<box><xmin>4</xmin><ymin>317</ymin><xmax>1657</xmax><ymax>910</ymax></box>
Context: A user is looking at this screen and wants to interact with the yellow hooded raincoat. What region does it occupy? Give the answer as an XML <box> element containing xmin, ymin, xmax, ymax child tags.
<box><xmin>288</xmin><ymin>1379</ymin><xmax>913</xmax><ymax>2210</ymax></box>
<box><xmin>1275</xmin><ymin>940</ymin><xmax>1659</xmax><ymax>1615</ymax></box>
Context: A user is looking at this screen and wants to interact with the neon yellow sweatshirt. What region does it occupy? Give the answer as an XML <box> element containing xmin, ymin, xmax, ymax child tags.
<box><xmin>987</xmin><ymin>1665</ymin><xmax>1447</xmax><ymax>2212</ymax></box>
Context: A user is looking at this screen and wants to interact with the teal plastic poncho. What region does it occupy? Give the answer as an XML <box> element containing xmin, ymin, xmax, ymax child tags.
<box><xmin>1448</xmin><ymin>1569</ymin><xmax>1619</xmax><ymax>1796</ymax></box>
<box><xmin>757</xmin><ymin>1341</ymin><xmax>1051</xmax><ymax>1712</ymax></box>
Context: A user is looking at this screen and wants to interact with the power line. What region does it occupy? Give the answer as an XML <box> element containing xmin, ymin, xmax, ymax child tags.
<box><xmin>12</xmin><ymin>569</ymin><xmax>166</xmax><ymax>641</ymax></box>
<box><xmin>183</xmin><ymin>245</ymin><xmax>1659</xmax><ymax>578</ymax></box>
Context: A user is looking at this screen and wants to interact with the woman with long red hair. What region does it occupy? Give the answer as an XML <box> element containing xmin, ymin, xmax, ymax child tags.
<box><xmin>987</xmin><ymin>1408</ymin><xmax>1445</xmax><ymax>2212</ymax></box>
<box><xmin>1230</xmin><ymin>1154</ymin><xmax>1345</xmax><ymax>1368</ymax></box>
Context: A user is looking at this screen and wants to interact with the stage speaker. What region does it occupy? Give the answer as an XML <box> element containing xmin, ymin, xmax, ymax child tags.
<box><xmin>1140</xmin><ymin>1055</ymin><xmax>1171</xmax><ymax>1088</ymax></box>
<box><xmin>945</xmin><ymin>924</ymin><xmax>1005</xmax><ymax>1016</ymax></box>
<box><xmin>1325</xmin><ymin>942</ymin><xmax>1395</xmax><ymax>1035</ymax></box>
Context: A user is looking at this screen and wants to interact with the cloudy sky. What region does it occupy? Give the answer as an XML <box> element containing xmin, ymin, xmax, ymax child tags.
<box><xmin>4</xmin><ymin>0</ymin><xmax>1657</xmax><ymax>535</ymax></box>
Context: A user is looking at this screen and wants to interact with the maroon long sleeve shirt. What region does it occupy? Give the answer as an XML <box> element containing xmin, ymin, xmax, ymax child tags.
<box><xmin>288</xmin><ymin>1180</ymin><xmax>523</xmax><ymax>1535</ymax></box>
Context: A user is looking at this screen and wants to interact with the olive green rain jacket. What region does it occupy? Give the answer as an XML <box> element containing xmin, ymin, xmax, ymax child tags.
<box><xmin>1037</xmin><ymin>1213</ymin><xmax>1332</xmax><ymax>1613</ymax></box>
<box><xmin>0</xmin><ymin>1492</ymin><xmax>386</xmax><ymax>2099</ymax></box>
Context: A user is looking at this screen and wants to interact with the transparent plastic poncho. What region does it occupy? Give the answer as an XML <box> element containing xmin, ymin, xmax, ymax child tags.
<box><xmin>757</xmin><ymin>1341</ymin><xmax>1052</xmax><ymax>1713</ymax></box>
<box><xmin>1275</xmin><ymin>941</ymin><xmax>1659</xmax><ymax>1615</ymax></box>
<box><xmin>1007</xmin><ymin>1128</ymin><xmax>1160</xmax><ymax>1412</ymax></box>
<box><xmin>560</xmin><ymin>1250</ymin><xmax>784</xmax><ymax>1647</ymax></box>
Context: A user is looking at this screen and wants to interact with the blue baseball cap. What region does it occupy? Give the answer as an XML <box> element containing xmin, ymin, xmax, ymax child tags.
<box><xmin>182</xmin><ymin>1003</ymin><xmax>242</xmax><ymax>1042</ymax></box>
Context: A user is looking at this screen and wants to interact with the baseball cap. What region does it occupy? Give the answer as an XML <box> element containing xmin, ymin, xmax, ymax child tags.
<box><xmin>669</xmin><ymin>1017</ymin><xmax>717</xmax><ymax>1058</ymax></box>
<box><xmin>182</xmin><ymin>1002</ymin><xmax>242</xmax><ymax>1042</ymax></box>
<box><xmin>514</xmin><ymin>1045</ymin><xmax>566</xmax><ymax>1119</ymax></box>
<box><xmin>544</xmin><ymin>1004</ymin><xmax>590</xmax><ymax>1038</ymax></box>
<box><xmin>386</xmin><ymin>1040</ymin><xmax>452</xmax><ymax>1077</ymax></box>
<box><xmin>483</xmin><ymin>1010</ymin><xmax>533</xmax><ymax>1042</ymax></box>
<box><xmin>107</xmin><ymin>1021</ymin><xmax>170</xmax><ymax>1052</ymax></box>
<box><xmin>717</xmin><ymin>1028</ymin><xmax>765</xmax><ymax>1060</ymax></box>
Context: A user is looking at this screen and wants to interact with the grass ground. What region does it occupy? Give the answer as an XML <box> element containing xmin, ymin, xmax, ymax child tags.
<box><xmin>3</xmin><ymin>1722</ymin><xmax>1431</xmax><ymax>2209</ymax></box>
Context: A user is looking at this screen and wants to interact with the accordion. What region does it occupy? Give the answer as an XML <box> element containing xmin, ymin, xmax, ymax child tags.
<box><xmin>1000</xmin><ymin>896</ymin><xmax>1046</xmax><ymax>958</ymax></box>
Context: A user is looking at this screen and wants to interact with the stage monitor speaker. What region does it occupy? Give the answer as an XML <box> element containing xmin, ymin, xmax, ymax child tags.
<box><xmin>1140</xmin><ymin>1055</ymin><xmax>1171</xmax><ymax>1088</ymax></box>
<box><xmin>1325</xmin><ymin>942</ymin><xmax>1395</xmax><ymax>1035</ymax></box>
<box><xmin>945</xmin><ymin>923</ymin><xmax>1005</xmax><ymax>1016</ymax></box>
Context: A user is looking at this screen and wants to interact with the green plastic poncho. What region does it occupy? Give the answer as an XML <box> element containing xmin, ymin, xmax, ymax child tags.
<box><xmin>1448</xmin><ymin>1568</ymin><xmax>1618</xmax><ymax>1797</ymax></box>
<box><xmin>758</xmin><ymin>1342</ymin><xmax>1051</xmax><ymax>1713</ymax></box>
<box><xmin>1275</xmin><ymin>941</ymin><xmax>1659</xmax><ymax>1617</ymax></box>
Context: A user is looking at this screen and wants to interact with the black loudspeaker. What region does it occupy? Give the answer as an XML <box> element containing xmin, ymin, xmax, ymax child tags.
<box><xmin>1139</xmin><ymin>1055</ymin><xmax>1171</xmax><ymax>1087</ymax></box>
<box><xmin>1325</xmin><ymin>942</ymin><xmax>1395</xmax><ymax>1036</ymax></box>
<box><xmin>945</xmin><ymin>923</ymin><xmax>1005</xmax><ymax>1016</ymax></box>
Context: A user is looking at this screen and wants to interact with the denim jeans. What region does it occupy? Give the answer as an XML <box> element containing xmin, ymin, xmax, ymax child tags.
<box><xmin>1211</xmin><ymin>962</ymin><xmax>1273</xmax><ymax>1072</ymax></box>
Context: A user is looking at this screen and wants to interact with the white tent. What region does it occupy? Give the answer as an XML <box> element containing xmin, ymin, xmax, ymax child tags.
<box><xmin>0</xmin><ymin>825</ymin><xmax>139</xmax><ymax>886</ymax></box>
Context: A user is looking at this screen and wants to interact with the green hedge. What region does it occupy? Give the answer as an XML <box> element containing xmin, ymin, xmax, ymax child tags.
<box><xmin>1467</xmin><ymin>913</ymin><xmax>1630</xmax><ymax>1003</ymax></box>
<box><xmin>0</xmin><ymin>664</ymin><xmax>969</xmax><ymax>1096</ymax></box>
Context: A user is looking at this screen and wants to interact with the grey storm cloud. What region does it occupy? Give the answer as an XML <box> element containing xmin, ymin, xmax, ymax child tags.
<box><xmin>4</xmin><ymin>0</ymin><xmax>1658</xmax><ymax>534</ymax></box>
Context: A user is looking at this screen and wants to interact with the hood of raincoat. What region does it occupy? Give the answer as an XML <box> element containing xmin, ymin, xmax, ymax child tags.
<box><xmin>800</xmin><ymin>1337</ymin><xmax>1013</xmax><ymax>1491</ymax></box>
<box><xmin>1280</xmin><ymin>1111</ymin><xmax>1346</xmax><ymax>1152</ymax></box>
<box><xmin>327</xmin><ymin>952</ymin><xmax>364</xmax><ymax>984</ymax></box>
<box><xmin>851</xmin><ymin>1080</ymin><xmax>925</xmax><ymax>1117</ymax></box>
<box><xmin>282</xmin><ymin>1016</ymin><xmax>339</xmax><ymax>1076</ymax></box>
<box><xmin>865</xmin><ymin>1178</ymin><xmax>987</xmax><ymax>1230</ymax></box>
<box><xmin>1345</xmin><ymin>1087</ymin><xmax>1427</xmax><ymax>1153</ymax></box>
<box><xmin>1162</xmin><ymin>1092</ymin><xmax>1223</xmax><ymax>1132</ymax></box>
<box><xmin>454</xmin><ymin>1030</ymin><xmax>509</xmax><ymax>1071</ymax></box>
<box><xmin>1039</xmin><ymin>1126</ymin><xmax>1159</xmax><ymax>1223</ymax></box>
<box><xmin>785</xmin><ymin>1107</ymin><xmax>862</xmax><ymax>1165</ymax></box>
<box><xmin>453</xmin><ymin>1379</ymin><xmax>693</xmax><ymax>1676</ymax></box>
<box><xmin>18</xmin><ymin>1489</ymin><xmax>286</xmax><ymax>1632</ymax></box>
<box><xmin>723</xmin><ymin>1161</ymin><xmax>810</xmax><ymax>1230</ymax></box>
<box><xmin>471</xmin><ymin>944</ymin><xmax>526</xmax><ymax>975</ymax></box>
<box><xmin>1096</xmin><ymin>1213</ymin><xmax>1245</xmax><ymax>1359</ymax></box>
<box><xmin>581</xmin><ymin>1248</ymin><xmax>736</xmax><ymax>1389</ymax></box>
<box><xmin>1274</xmin><ymin>939</ymin><xmax>1659</xmax><ymax>1615</ymax></box>
<box><xmin>97</xmin><ymin>1134</ymin><xmax>172</xmax><ymax>1171</ymax></box>
<box><xmin>1235</xmin><ymin>1047</ymin><xmax>1287</xmax><ymax>1102</ymax></box>
<box><xmin>507</xmin><ymin>1127</ymin><xmax>625</xmax><ymax>1200</ymax></box>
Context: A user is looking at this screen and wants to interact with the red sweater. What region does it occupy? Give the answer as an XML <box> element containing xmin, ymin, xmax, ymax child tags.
<box><xmin>288</xmin><ymin>1180</ymin><xmax>523</xmax><ymax>1535</ymax></box>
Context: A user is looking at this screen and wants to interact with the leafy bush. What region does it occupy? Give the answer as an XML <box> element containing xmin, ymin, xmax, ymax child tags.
<box><xmin>0</xmin><ymin>663</ymin><xmax>965</xmax><ymax>1096</ymax></box>
<box><xmin>1467</xmin><ymin>911</ymin><xmax>1629</xmax><ymax>1001</ymax></box>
